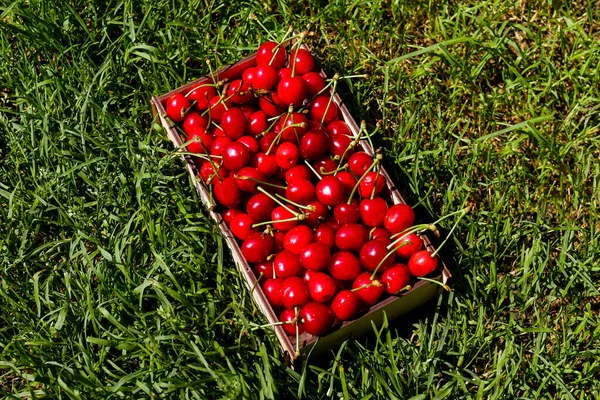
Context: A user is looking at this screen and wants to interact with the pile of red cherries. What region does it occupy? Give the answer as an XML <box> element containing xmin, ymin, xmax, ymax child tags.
<box><xmin>163</xmin><ymin>38</ymin><xmax>440</xmax><ymax>338</ymax></box>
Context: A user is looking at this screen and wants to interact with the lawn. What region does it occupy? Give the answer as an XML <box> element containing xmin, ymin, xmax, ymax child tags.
<box><xmin>1</xmin><ymin>0</ymin><xmax>599</xmax><ymax>398</ymax></box>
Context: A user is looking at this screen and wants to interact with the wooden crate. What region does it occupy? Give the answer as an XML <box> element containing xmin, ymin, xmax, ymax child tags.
<box><xmin>150</xmin><ymin>40</ymin><xmax>451</xmax><ymax>363</ymax></box>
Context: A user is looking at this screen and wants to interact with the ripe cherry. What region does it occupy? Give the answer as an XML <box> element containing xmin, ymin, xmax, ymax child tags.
<box><xmin>299</xmin><ymin>242</ymin><xmax>331</xmax><ymax>271</ymax></box>
<box><xmin>333</xmin><ymin>200</ymin><xmax>360</xmax><ymax>225</ymax></box>
<box><xmin>248</xmin><ymin>111</ymin><xmax>269</xmax><ymax>136</ymax></box>
<box><xmin>309</xmin><ymin>95</ymin><xmax>338</xmax><ymax>124</ymax></box>
<box><xmin>336</xmin><ymin>171</ymin><xmax>357</xmax><ymax>197</ymax></box>
<box><xmin>327</xmin><ymin>120</ymin><xmax>352</xmax><ymax>137</ymax></box>
<box><xmin>187</xmin><ymin>84</ymin><xmax>216</xmax><ymax>110</ymax></box>
<box><xmin>230</xmin><ymin>213</ymin><xmax>257</xmax><ymax>240</ymax></box>
<box><xmin>358</xmin><ymin>171</ymin><xmax>385</xmax><ymax>198</ymax></box>
<box><xmin>314</xmin><ymin>223</ymin><xmax>336</xmax><ymax>248</ymax></box>
<box><xmin>241</xmin><ymin>232</ymin><xmax>274</xmax><ymax>263</ymax></box>
<box><xmin>335</xmin><ymin>223</ymin><xmax>369</xmax><ymax>252</ymax></box>
<box><xmin>290</xmin><ymin>49</ymin><xmax>315</xmax><ymax>75</ymax></box>
<box><xmin>393</xmin><ymin>232</ymin><xmax>423</xmax><ymax>259</ymax></box>
<box><xmin>359</xmin><ymin>197</ymin><xmax>388</xmax><ymax>227</ymax></box>
<box><xmin>381</xmin><ymin>263</ymin><xmax>411</xmax><ymax>294</ymax></box>
<box><xmin>304</xmin><ymin>200</ymin><xmax>328</xmax><ymax>227</ymax></box>
<box><xmin>316</xmin><ymin>176</ymin><xmax>345</xmax><ymax>206</ymax></box>
<box><xmin>183</xmin><ymin>111</ymin><xmax>208</xmax><ymax>135</ymax></box>
<box><xmin>283</xmin><ymin>225</ymin><xmax>313</xmax><ymax>254</ymax></box>
<box><xmin>281</xmin><ymin>277</ymin><xmax>310</xmax><ymax>308</ymax></box>
<box><xmin>299</xmin><ymin>302</ymin><xmax>334</xmax><ymax>336</ymax></box>
<box><xmin>384</xmin><ymin>203</ymin><xmax>415</xmax><ymax>234</ymax></box>
<box><xmin>299</xmin><ymin>130</ymin><xmax>329</xmax><ymax>160</ymax></box>
<box><xmin>256</xmin><ymin>41</ymin><xmax>287</xmax><ymax>69</ymax></box>
<box><xmin>279</xmin><ymin>112</ymin><xmax>308</xmax><ymax>143</ymax></box>
<box><xmin>308</xmin><ymin>272</ymin><xmax>337</xmax><ymax>303</ymax></box>
<box><xmin>263</xmin><ymin>278</ymin><xmax>283</xmax><ymax>307</ymax></box>
<box><xmin>165</xmin><ymin>93</ymin><xmax>191</xmax><ymax>123</ymax></box>
<box><xmin>254</xmin><ymin>261</ymin><xmax>274</xmax><ymax>280</ymax></box>
<box><xmin>237</xmin><ymin>135</ymin><xmax>259</xmax><ymax>155</ymax></box>
<box><xmin>331</xmin><ymin>290</ymin><xmax>361</xmax><ymax>321</ymax></box>
<box><xmin>285</xmin><ymin>165</ymin><xmax>312</xmax><ymax>183</ymax></box>
<box><xmin>329</xmin><ymin>251</ymin><xmax>362</xmax><ymax>281</ymax></box>
<box><xmin>253</xmin><ymin>64</ymin><xmax>278</xmax><ymax>90</ymax></box>
<box><xmin>226</xmin><ymin>79</ymin><xmax>252</xmax><ymax>104</ymax></box>
<box><xmin>234</xmin><ymin>167</ymin><xmax>265</xmax><ymax>193</ymax></box>
<box><xmin>274</xmin><ymin>250</ymin><xmax>303</xmax><ymax>279</ymax></box>
<box><xmin>302</xmin><ymin>72</ymin><xmax>325</xmax><ymax>97</ymax></box>
<box><xmin>222</xmin><ymin>142</ymin><xmax>251</xmax><ymax>171</ymax></box>
<box><xmin>371</xmin><ymin>227</ymin><xmax>392</xmax><ymax>245</ymax></box>
<box><xmin>270</xmin><ymin>205</ymin><xmax>300</xmax><ymax>232</ymax></box>
<box><xmin>348</xmin><ymin>152</ymin><xmax>374</xmax><ymax>176</ymax></box>
<box><xmin>359</xmin><ymin>240</ymin><xmax>394</xmax><ymax>272</ymax></box>
<box><xmin>213</xmin><ymin>177</ymin><xmax>241</xmax><ymax>208</ymax></box>
<box><xmin>286</xmin><ymin>178</ymin><xmax>315</xmax><ymax>205</ymax></box>
<box><xmin>313</xmin><ymin>156</ymin><xmax>338</xmax><ymax>175</ymax></box>
<box><xmin>280</xmin><ymin>308</ymin><xmax>304</xmax><ymax>336</ymax></box>
<box><xmin>254</xmin><ymin>152</ymin><xmax>279</xmax><ymax>177</ymax></box>
<box><xmin>246</xmin><ymin>193</ymin><xmax>276</xmax><ymax>222</ymax></box>
<box><xmin>210</xmin><ymin>136</ymin><xmax>232</xmax><ymax>156</ymax></box>
<box><xmin>408</xmin><ymin>250</ymin><xmax>438</xmax><ymax>276</ymax></box>
<box><xmin>277</xmin><ymin>76</ymin><xmax>307</xmax><ymax>107</ymax></box>
<box><xmin>221</xmin><ymin>108</ymin><xmax>247</xmax><ymax>139</ymax></box>
<box><xmin>329</xmin><ymin>134</ymin><xmax>354</xmax><ymax>160</ymax></box>
<box><xmin>275</xmin><ymin>142</ymin><xmax>299</xmax><ymax>170</ymax></box>
<box><xmin>186</xmin><ymin>127</ymin><xmax>213</xmax><ymax>155</ymax></box>
<box><xmin>352</xmin><ymin>273</ymin><xmax>384</xmax><ymax>306</ymax></box>
<box><xmin>222</xmin><ymin>208</ymin><xmax>243</xmax><ymax>226</ymax></box>
<box><xmin>208</xmin><ymin>95</ymin><xmax>230</xmax><ymax>122</ymax></box>
<box><xmin>258</xmin><ymin>92</ymin><xmax>283</xmax><ymax>117</ymax></box>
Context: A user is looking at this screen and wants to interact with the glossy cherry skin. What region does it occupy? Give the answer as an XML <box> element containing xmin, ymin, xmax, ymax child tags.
<box><xmin>165</xmin><ymin>93</ymin><xmax>191</xmax><ymax>123</ymax></box>
<box><xmin>316</xmin><ymin>176</ymin><xmax>345</xmax><ymax>206</ymax></box>
<box><xmin>237</xmin><ymin>135</ymin><xmax>259</xmax><ymax>155</ymax></box>
<box><xmin>241</xmin><ymin>232</ymin><xmax>274</xmax><ymax>263</ymax></box>
<box><xmin>248</xmin><ymin>111</ymin><xmax>269</xmax><ymax>135</ymax></box>
<box><xmin>384</xmin><ymin>203</ymin><xmax>415</xmax><ymax>234</ymax></box>
<box><xmin>370</xmin><ymin>227</ymin><xmax>392</xmax><ymax>245</ymax></box>
<box><xmin>299</xmin><ymin>302</ymin><xmax>334</xmax><ymax>336</ymax></box>
<box><xmin>299</xmin><ymin>130</ymin><xmax>329</xmax><ymax>160</ymax></box>
<box><xmin>313</xmin><ymin>156</ymin><xmax>338</xmax><ymax>175</ymax></box>
<box><xmin>335</xmin><ymin>224</ymin><xmax>369</xmax><ymax>252</ymax></box>
<box><xmin>222</xmin><ymin>208</ymin><xmax>243</xmax><ymax>226</ymax></box>
<box><xmin>331</xmin><ymin>290</ymin><xmax>361</xmax><ymax>321</ymax></box>
<box><xmin>254</xmin><ymin>152</ymin><xmax>279</xmax><ymax>177</ymax></box>
<box><xmin>299</xmin><ymin>242</ymin><xmax>331</xmax><ymax>271</ymax></box>
<box><xmin>329</xmin><ymin>251</ymin><xmax>362</xmax><ymax>281</ymax></box>
<box><xmin>336</xmin><ymin>171</ymin><xmax>357</xmax><ymax>197</ymax></box>
<box><xmin>183</xmin><ymin>111</ymin><xmax>208</xmax><ymax>135</ymax></box>
<box><xmin>314</xmin><ymin>223</ymin><xmax>336</xmax><ymax>248</ymax></box>
<box><xmin>258</xmin><ymin>92</ymin><xmax>283</xmax><ymax>117</ymax></box>
<box><xmin>273</xmin><ymin>231</ymin><xmax>285</xmax><ymax>253</ymax></box>
<box><xmin>285</xmin><ymin>165</ymin><xmax>312</xmax><ymax>183</ymax></box>
<box><xmin>253</xmin><ymin>64</ymin><xmax>278</xmax><ymax>90</ymax></box>
<box><xmin>280</xmin><ymin>308</ymin><xmax>304</xmax><ymax>336</ymax></box>
<box><xmin>199</xmin><ymin>160</ymin><xmax>226</xmax><ymax>185</ymax></box>
<box><xmin>281</xmin><ymin>277</ymin><xmax>310</xmax><ymax>308</ymax></box>
<box><xmin>329</xmin><ymin>134</ymin><xmax>354</xmax><ymax>160</ymax></box>
<box><xmin>186</xmin><ymin>127</ymin><xmax>213</xmax><ymax>155</ymax></box>
<box><xmin>210</xmin><ymin>136</ymin><xmax>233</xmax><ymax>157</ymax></box>
<box><xmin>309</xmin><ymin>95</ymin><xmax>338</xmax><ymax>124</ymax></box>
<box><xmin>283</xmin><ymin>225</ymin><xmax>313</xmax><ymax>254</ymax></box>
<box><xmin>290</xmin><ymin>49</ymin><xmax>315</xmax><ymax>75</ymax></box>
<box><xmin>221</xmin><ymin>108</ymin><xmax>247</xmax><ymax>139</ymax></box>
<box><xmin>333</xmin><ymin>200</ymin><xmax>360</xmax><ymax>225</ymax></box>
<box><xmin>273</xmin><ymin>250</ymin><xmax>303</xmax><ymax>278</ymax></box>
<box><xmin>360</xmin><ymin>197</ymin><xmax>388</xmax><ymax>228</ymax></box>
<box><xmin>226</xmin><ymin>79</ymin><xmax>252</xmax><ymax>104</ymax></box>
<box><xmin>393</xmin><ymin>232</ymin><xmax>423</xmax><ymax>259</ymax></box>
<box><xmin>278</xmin><ymin>67</ymin><xmax>293</xmax><ymax>80</ymax></box>
<box><xmin>275</xmin><ymin>142</ymin><xmax>299</xmax><ymax>170</ymax></box>
<box><xmin>213</xmin><ymin>177</ymin><xmax>241</xmax><ymax>208</ymax></box>
<box><xmin>352</xmin><ymin>273</ymin><xmax>384</xmax><ymax>306</ymax></box>
<box><xmin>302</xmin><ymin>71</ymin><xmax>326</xmax><ymax>97</ymax></box>
<box><xmin>254</xmin><ymin>261</ymin><xmax>274</xmax><ymax>280</ymax></box>
<box><xmin>246</xmin><ymin>193</ymin><xmax>276</xmax><ymax>222</ymax></box>
<box><xmin>242</xmin><ymin>67</ymin><xmax>256</xmax><ymax>85</ymax></box>
<box><xmin>308</xmin><ymin>272</ymin><xmax>337</xmax><ymax>303</ymax></box>
<box><xmin>256</xmin><ymin>41</ymin><xmax>287</xmax><ymax>68</ymax></box>
<box><xmin>277</xmin><ymin>76</ymin><xmax>306</xmax><ymax>108</ymax></box>
<box><xmin>408</xmin><ymin>250</ymin><xmax>438</xmax><ymax>276</ymax></box>
<box><xmin>279</xmin><ymin>112</ymin><xmax>308</xmax><ymax>143</ymax></box>
<box><xmin>348</xmin><ymin>152</ymin><xmax>373</xmax><ymax>176</ymax></box>
<box><xmin>381</xmin><ymin>263</ymin><xmax>411</xmax><ymax>294</ymax></box>
<box><xmin>208</xmin><ymin>95</ymin><xmax>229</xmax><ymax>122</ymax></box>
<box><xmin>327</xmin><ymin>120</ymin><xmax>352</xmax><ymax>137</ymax></box>
<box><xmin>263</xmin><ymin>278</ymin><xmax>283</xmax><ymax>307</ymax></box>
<box><xmin>359</xmin><ymin>240</ymin><xmax>393</xmax><ymax>272</ymax></box>
<box><xmin>222</xmin><ymin>142</ymin><xmax>251</xmax><ymax>172</ymax></box>
<box><xmin>304</xmin><ymin>200</ymin><xmax>328</xmax><ymax>227</ymax></box>
<box><xmin>187</xmin><ymin>84</ymin><xmax>216</xmax><ymax>110</ymax></box>
<box><xmin>270</xmin><ymin>206</ymin><xmax>299</xmax><ymax>232</ymax></box>
<box><xmin>358</xmin><ymin>171</ymin><xmax>385</xmax><ymax>198</ymax></box>
<box><xmin>234</xmin><ymin>166</ymin><xmax>265</xmax><ymax>193</ymax></box>
<box><xmin>286</xmin><ymin>178</ymin><xmax>315</xmax><ymax>205</ymax></box>
<box><xmin>230</xmin><ymin>213</ymin><xmax>257</xmax><ymax>240</ymax></box>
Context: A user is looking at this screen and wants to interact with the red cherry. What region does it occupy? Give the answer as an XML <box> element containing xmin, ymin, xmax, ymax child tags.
<box><xmin>275</xmin><ymin>142</ymin><xmax>299</xmax><ymax>170</ymax></box>
<box><xmin>258</xmin><ymin>132</ymin><xmax>278</xmax><ymax>153</ymax></box>
<box><xmin>408</xmin><ymin>250</ymin><xmax>438</xmax><ymax>277</ymax></box>
<box><xmin>186</xmin><ymin>127</ymin><xmax>213</xmax><ymax>155</ymax></box>
<box><xmin>359</xmin><ymin>197</ymin><xmax>388</xmax><ymax>228</ymax></box>
<box><xmin>281</xmin><ymin>277</ymin><xmax>310</xmax><ymax>308</ymax></box>
<box><xmin>286</xmin><ymin>178</ymin><xmax>315</xmax><ymax>205</ymax></box>
<box><xmin>237</xmin><ymin>136</ymin><xmax>259</xmax><ymax>155</ymax></box>
<box><xmin>381</xmin><ymin>264</ymin><xmax>411</xmax><ymax>294</ymax></box>
<box><xmin>234</xmin><ymin>167</ymin><xmax>265</xmax><ymax>193</ymax></box>
<box><xmin>183</xmin><ymin>111</ymin><xmax>208</xmax><ymax>135</ymax></box>
<box><xmin>246</xmin><ymin>193</ymin><xmax>276</xmax><ymax>222</ymax></box>
<box><xmin>299</xmin><ymin>242</ymin><xmax>331</xmax><ymax>271</ymax></box>
<box><xmin>302</xmin><ymin>72</ymin><xmax>325</xmax><ymax>97</ymax></box>
<box><xmin>384</xmin><ymin>203</ymin><xmax>415</xmax><ymax>234</ymax></box>
<box><xmin>248</xmin><ymin>110</ymin><xmax>268</xmax><ymax>135</ymax></box>
<box><xmin>309</xmin><ymin>95</ymin><xmax>338</xmax><ymax>124</ymax></box>
<box><xmin>263</xmin><ymin>278</ymin><xmax>283</xmax><ymax>307</ymax></box>
<box><xmin>254</xmin><ymin>261</ymin><xmax>274</xmax><ymax>280</ymax></box>
<box><xmin>329</xmin><ymin>251</ymin><xmax>362</xmax><ymax>281</ymax></box>
<box><xmin>279</xmin><ymin>112</ymin><xmax>308</xmax><ymax>143</ymax></box>
<box><xmin>199</xmin><ymin>160</ymin><xmax>227</xmax><ymax>184</ymax></box>
<box><xmin>299</xmin><ymin>302</ymin><xmax>334</xmax><ymax>336</ymax></box>
<box><xmin>239</xmin><ymin>103</ymin><xmax>257</xmax><ymax>118</ymax></box>
<box><xmin>280</xmin><ymin>308</ymin><xmax>304</xmax><ymax>336</ymax></box>
<box><xmin>226</xmin><ymin>79</ymin><xmax>252</xmax><ymax>104</ymax></box>
<box><xmin>278</xmin><ymin>67</ymin><xmax>293</xmax><ymax>80</ymax></box>
<box><xmin>299</xmin><ymin>130</ymin><xmax>329</xmax><ymax>160</ymax></box>
<box><xmin>290</xmin><ymin>49</ymin><xmax>315</xmax><ymax>75</ymax></box>
<box><xmin>335</xmin><ymin>224</ymin><xmax>369</xmax><ymax>252</ymax></box>
<box><xmin>241</xmin><ymin>233</ymin><xmax>274</xmax><ymax>263</ymax></box>
<box><xmin>333</xmin><ymin>200</ymin><xmax>360</xmax><ymax>225</ymax></box>
<box><xmin>336</xmin><ymin>171</ymin><xmax>357</xmax><ymax>197</ymax></box>
<box><xmin>165</xmin><ymin>93</ymin><xmax>191</xmax><ymax>123</ymax></box>
<box><xmin>222</xmin><ymin>208</ymin><xmax>243</xmax><ymax>226</ymax></box>
<box><xmin>253</xmin><ymin>64</ymin><xmax>278</xmax><ymax>90</ymax></box>
<box><xmin>371</xmin><ymin>227</ymin><xmax>392</xmax><ymax>246</ymax></box>
<box><xmin>314</xmin><ymin>223</ymin><xmax>335</xmax><ymax>248</ymax></box>
<box><xmin>358</xmin><ymin>172</ymin><xmax>385</xmax><ymax>198</ymax></box>
<box><xmin>277</xmin><ymin>76</ymin><xmax>307</xmax><ymax>108</ymax></box>
<box><xmin>273</xmin><ymin>231</ymin><xmax>285</xmax><ymax>252</ymax></box>
<box><xmin>213</xmin><ymin>177</ymin><xmax>241</xmax><ymax>208</ymax></box>
<box><xmin>331</xmin><ymin>290</ymin><xmax>361</xmax><ymax>321</ymax></box>
<box><xmin>315</xmin><ymin>176</ymin><xmax>345</xmax><ymax>206</ymax></box>
<box><xmin>242</xmin><ymin>67</ymin><xmax>256</xmax><ymax>85</ymax></box>
<box><xmin>393</xmin><ymin>232</ymin><xmax>423</xmax><ymax>259</ymax></box>
<box><xmin>210</xmin><ymin>136</ymin><xmax>232</xmax><ymax>156</ymax></box>
<box><xmin>256</xmin><ymin>41</ymin><xmax>287</xmax><ymax>68</ymax></box>
<box><xmin>208</xmin><ymin>96</ymin><xmax>230</xmax><ymax>122</ymax></box>
<box><xmin>352</xmin><ymin>273</ymin><xmax>384</xmax><ymax>306</ymax></box>
<box><xmin>304</xmin><ymin>200</ymin><xmax>328</xmax><ymax>227</ymax></box>
<box><xmin>313</xmin><ymin>156</ymin><xmax>338</xmax><ymax>175</ymax></box>
<box><xmin>285</xmin><ymin>165</ymin><xmax>312</xmax><ymax>183</ymax></box>
<box><xmin>359</xmin><ymin>240</ymin><xmax>393</xmax><ymax>272</ymax></box>
<box><xmin>348</xmin><ymin>152</ymin><xmax>374</xmax><ymax>176</ymax></box>
<box><xmin>284</xmin><ymin>225</ymin><xmax>313</xmax><ymax>254</ymax></box>
<box><xmin>258</xmin><ymin>92</ymin><xmax>283</xmax><ymax>117</ymax></box>
<box><xmin>253</xmin><ymin>152</ymin><xmax>279</xmax><ymax>177</ymax></box>
<box><xmin>274</xmin><ymin>250</ymin><xmax>303</xmax><ymax>278</ymax></box>
<box><xmin>303</xmin><ymin>269</ymin><xmax>316</xmax><ymax>284</ymax></box>
<box><xmin>308</xmin><ymin>272</ymin><xmax>337</xmax><ymax>303</ymax></box>
<box><xmin>187</xmin><ymin>84</ymin><xmax>217</xmax><ymax>110</ymax></box>
<box><xmin>327</xmin><ymin>120</ymin><xmax>352</xmax><ymax>137</ymax></box>
<box><xmin>329</xmin><ymin>134</ymin><xmax>354</xmax><ymax>160</ymax></box>
<box><xmin>222</xmin><ymin>142</ymin><xmax>251</xmax><ymax>172</ymax></box>
<box><xmin>230</xmin><ymin>213</ymin><xmax>257</xmax><ymax>240</ymax></box>
<box><xmin>221</xmin><ymin>108</ymin><xmax>247</xmax><ymax>139</ymax></box>
<box><xmin>271</xmin><ymin>206</ymin><xmax>299</xmax><ymax>232</ymax></box>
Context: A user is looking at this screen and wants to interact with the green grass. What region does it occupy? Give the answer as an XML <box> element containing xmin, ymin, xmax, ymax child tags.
<box><xmin>1</xmin><ymin>0</ymin><xmax>599</xmax><ymax>398</ymax></box>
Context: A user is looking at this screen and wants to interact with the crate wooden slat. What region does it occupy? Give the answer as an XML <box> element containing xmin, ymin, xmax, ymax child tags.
<box><xmin>151</xmin><ymin>39</ymin><xmax>451</xmax><ymax>362</ymax></box>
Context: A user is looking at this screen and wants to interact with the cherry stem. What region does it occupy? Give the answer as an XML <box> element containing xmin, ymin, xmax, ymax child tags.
<box><xmin>295</xmin><ymin>306</ymin><xmax>300</xmax><ymax>356</ymax></box>
<box><xmin>320</xmin><ymin>163</ymin><xmax>348</xmax><ymax>176</ymax></box>
<box><xmin>418</xmin><ymin>277</ymin><xmax>451</xmax><ymax>292</ymax></box>
<box><xmin>327</xmin><ymin>74</ymin><xmax>369</xmax><ymax>81</ymax></box>
<box><xmin>393</xmin><ymin>285</ymin><xmax>412</xmax><ymax>295</ymax></box>
<box><xmin>251</xmin><ymin>214</ymin><xmax>305</xmax><ymax>229</ymax></box>
<box><xmin>387</xmin><ymin>224</ymin><xmax>437</xmax><ymax>250</ymax></box>
<box><xmin>351</xmin><ymin>280</ymin><xmax>383</xmax><ymax>292</ymax></box>
<box><xmin>239</xmin><ymin>176</ymin><xmax>286</xmax><ymax>190</ymax></box>
<box><xmin>319</xmin><ymin>80</ymin><xmax>338</xmax><ymax>128</ymax></box>
<box><xmin>304</xmin><ymin>159</ymin><xmax>322</xmax><ymax>179</ymax></box>
<box><xmin>291</xmin><ymin>32</ymin><xmax>305</xmax><ymax>77</ymax></box>
<box><xmin>370</xmin><ymin>241</ymin><xmax>410</xmax><ymax>280</ymax></box>
<box><xmin>275</xmin><ymin>193</ymin><xmax>316</xmax><ymax>211</ymax></box>
<box><xmin>313</xmin><ymin>72</ymin><xmax>339</xmax><ymax>99</ymax></box>
<box><xmin>369</xmin><ymin>168</ymin><xmax>382</xmax><ymax>199</ymax></box>
<box><xmin>346</xmin><ymin>154</ymin><xmax>382</xmax><ymax>204</ymax></box>
<box><xmin>257</xmin><ymin>186</ymin><xmax>298</xmax><ymax>216</ymax></box>
<box><xmin>430</xmin><ymin>206</ymin><xmax>470</xmax><ymax>258</ymax></box>
<box><xmin>205</xmin><ymin>59</ymin><xmax>217</xmax><ymax>87</ymax></box>
<box><xmin>335</xmin><ymin>138</ymin><xmax>359</xmax><ymax>170</ymax></box>
<box><xmin>267</xmin><ymin>27</ymin><xmax>293</xmax><ymax>66</ymax></box>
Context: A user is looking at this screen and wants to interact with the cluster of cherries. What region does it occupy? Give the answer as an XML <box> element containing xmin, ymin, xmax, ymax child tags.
<box><xmin>163</xmin><ymin>37</ymin><xmax>441</xmax><ymax>340</ymax></box>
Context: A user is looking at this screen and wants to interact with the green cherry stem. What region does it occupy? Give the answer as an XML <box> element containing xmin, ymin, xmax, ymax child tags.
<box><xmin>346</xmin><ymin>153</ymin><xmax>382</xmax><ymax>204</ymax></box>
<box><xmin>275</xmin><ymin>193</ymin><xmax>316</xmax><ymax>211</ymax></box>
<box><xmin>256</xmin><ymin>186</ymin><xmax>299</xmax><ymax>216</ymax></box>
<box><xmin>418</xmin><ymin>277</ymin><xmax>451</xmax><ymax>292</ymax></box>
<box><xmin>370</xmin><ymin>241</ymin><xmax>410</xmax><ymax>280</ymax></box>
